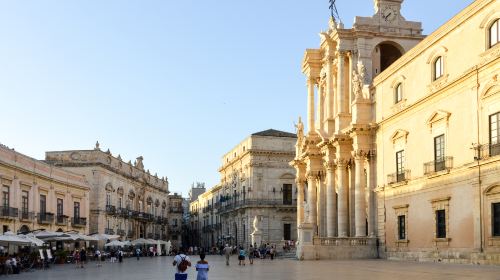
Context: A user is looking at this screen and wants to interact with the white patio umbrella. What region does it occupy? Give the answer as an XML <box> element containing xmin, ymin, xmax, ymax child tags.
<box><xmin>54</xmin><ymin>233</ymin><xmax>98</xmax><ymax>242</ymax></box>
<box><xmin>0</xmin><ymin>231</ymin><xmax>31</xmax><ymax>245</ymax></box>
<box><xmin>105</xmin><ymin>240</ymin><xmax>125</xmax><ymax>247</ymax></box>
<box><xmin>91</xmin><ymin>233</ymin><xmax>120</xmax><ymax>241</ymax></box>
<box><xmin>34</xmin><ymin>231</ymin><xmax>70</xmax><ymax>240</ymax></box>
<box><xmin>18</xmin><ymin>234</ymin><xmax>45</xmax><ymax>247</ymax></box>
<box><xmin>131</xmin><ymin>238</ymin><xmax>155</xmax><ymax>246</ymax></box>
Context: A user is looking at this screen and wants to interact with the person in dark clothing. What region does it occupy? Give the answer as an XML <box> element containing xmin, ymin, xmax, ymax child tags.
<box><xmin>79</xmin><ymin>248</ymin><xmax>87</xmax><ymax>268</ymax></box>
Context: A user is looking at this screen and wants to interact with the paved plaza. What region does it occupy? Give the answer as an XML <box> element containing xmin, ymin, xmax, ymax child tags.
<box><xmin>8</xmin><ymin>256</ymin><xmax>500</xmax><ymax>280</ymax></box>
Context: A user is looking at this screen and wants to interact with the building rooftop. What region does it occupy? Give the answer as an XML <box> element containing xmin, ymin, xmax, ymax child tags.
<box><xmin>251</xmin><ymin>129</ymin><xmax>297</xmax><ymax>138</ymax></box>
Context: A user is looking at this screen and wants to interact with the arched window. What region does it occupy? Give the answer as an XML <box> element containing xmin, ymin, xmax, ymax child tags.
<box><xmin>433</xmin><ymin>56</ymin><xmax>444</xmax><ymax>81</ymax></box>
<box><xmin>395</xmin><ymin>83</ymin><xmax>403</xmax><ymax>103</ymax></box>
<box><xmin>490</xmin><ymin>19</ymin><xmax>499</xmax><ymax>48</ymax></box>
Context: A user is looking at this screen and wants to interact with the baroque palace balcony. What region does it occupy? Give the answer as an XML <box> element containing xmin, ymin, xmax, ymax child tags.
<box><xmin>72</xmin><ymin>217</ymin><xmax>87</xmax><ymax>227</ymax></box>
<box><xmin>169</xmin><ymin>207</ymin><xmax>183</xmax><ymax>214</ymax></box>
<box><xmin>424</xmin><ymin>156</ymin><xmax>453</xmax><ymax>175</ymax></box>
<box><xmin>56</xmin><ymin>215</ymin><xmax>69</xmax><ymax>226</ymax></box>
<box><xmin>37</xmin><ymin>213</ymin><xmax>54</xmax><ymax>224</ymax></box>
<box><xmin>0</xmin><ymin>207</ymin><xmax>18</xmax><ymax>220</ymax></box>
<box><xmin>19</xmin><ymin>211</ymin><xmax>35</xmax><ymax>222</ymax></box>
<box><xmin>387</xmin><ymin>170</ymin><xmax>411</xmax><ymax>184</ymax></box>
<box><xmin>105</xmin><ymin>228</ymin><xmax>115</xmax><ymax>235</ymax></box>
<box><xmin>106</xmin><ymin>205</ymin><xmax>116</xmax><ymax>215</ymax></box>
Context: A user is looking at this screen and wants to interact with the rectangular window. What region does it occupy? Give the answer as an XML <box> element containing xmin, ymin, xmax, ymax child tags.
<box><xmin>21</xmin><ymin>191</ymin><xmax>29</xmax><ymax>214</ymax></box>
<box><xmin>106</xmin><ymin>193</ymin><xmax>111</xmax><ymax>206</ymax></box>
<box><xmin>434</xmin><ymin>134</ymin><xmax>445</xmax><ymax>171</ymax></box>
<box><xmin>490</xmin><ymin>20</ymin><xmax>499</xmax><ymax>48</ymax></box>
<box><xmin>118</xmin><ymin>197</ymin><xmax>123</xmax><ymax>209</ymax></box>
<box><xmin>40</xmin><ymin>195</ymin><xmax>46</xmax><ymax>214</ymax></box>
<box><xmin>493</xmin><ymin>203</ymin><xmax>500</xmax><ymax>237</ymax></box>
<box><xmin>398</xmin><ymin>215</ymin><xmax>406</xmax><ymax>240</ymax></box>
<box><xmin>490</xmin><ymin>112</ymin><xmax>500</xmax><ymax>156</ymax></box>
<box><xmin>57</xmin><ymin>198</ymin><xmax>64</xmax><ymax>216</ymax></box>
<box><xmin>74</xmin><ymin>202</ymin><xmax>80</xmax><ymax>219</ymax></box>
<box><xmin>282</xmin><ymin>184</ymin><xmax>293</xmax><ymax>205</ymax></box>
<box><xmin>436</xmin><ymin>209</ymin><xmax>446</xmax><ymax>238</ymax></box>
<box><xmin>434</xmin><ymin>57</ymin><xmax>443</xmax><ymax>80</ymax></box>
<box><xmin>2</xmin><ymin>186</ymin><xmax>9</xmax><ymax>208</ymax></box>
<box><xmin>396</xmin><ymin>150</ymin><xmax>405</xmax><ymax>182</ymax></box>
<box><xmin>395</xmin><ymin>83</ymin><xmax>402</xmax><ymax>103</ymax></box>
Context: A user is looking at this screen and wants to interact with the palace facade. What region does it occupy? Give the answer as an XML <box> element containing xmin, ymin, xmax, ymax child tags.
<box><xmin>168</xmin><ymin>193</ymin><xmax>184</xmax><ymax>248</ymax></box>
<box><xmin>0</xmin><ymin>144</ymin><xmax>90</xmax><ymax>235</ymax></box>
<box><xmin>190</xmin><ymin>129</ymin><xmax>297</xmax><ymax>250</ymax></box>
<box><xmin>292</xmin><ymin>0</ymin><xmax>500</xmax><ymax>264</ymax></box>
<box><xmin>45</xmin><ymin>143</ymin><xmax>170</xmax><ymax>241</ymax></box>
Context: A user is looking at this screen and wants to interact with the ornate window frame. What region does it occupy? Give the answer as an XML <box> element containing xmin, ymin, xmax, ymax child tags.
<box><xmin>479</xmin><ymin>11</ymin><xmax>500</xmax><ymax>50</ymax></box>
<box><xmin>484</xmin><ymin>184</ymin><xmax>500</xmax><ymax>247</ymax></box>
<box><xmin>430</xmin><ymin>196</ymin><xmax>451</xmax><ymax>246</ymax></box>
<box><xmin>393</xmin><ymin>204</ymin><xmax>409</xmax><ymax>247</ymax></box>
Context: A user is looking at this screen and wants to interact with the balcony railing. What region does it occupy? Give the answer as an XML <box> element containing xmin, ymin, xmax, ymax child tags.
<box><xmin>105</xmin><ymin>228</ymin><xmax>115</xmax><ymax>235</ymax></box>
<box><xmin>19</xmin><ymin>211</ymin><xmax>35</xmax><ymax>222</ymax></box>
<box><xmin>72</xmin><ymin>217</ymin><xmax>87</xmax><ymax>227</ymax></box>
<box><xmin>424</xmin><ymin>157</ymin><xmax>453</xmax><ymax>175</ymax></box>
<box><xmin>147</xmin><ymin>233</ymin><xmax>154</xmax><ymax>239</ymax></box>
<box><xmin>387</xmin><ymin>170</ymin><xmax>411</xmax><ymax>184</ymax></box>
<box><xmin>475</xmin><ymin>143</ymin><xmax>500</xmax><ymax>159</ymax></box>
<box><xmin>117</xmin><ymin>229</ymin><xmax>126</xmax><ymax>236</ymax></box>
<box><xmin>127</xmin><ymin>230</ymin><xmax>135</xmax><ymax>238</ymax></box>
<box><xmin>0</xmin><ymin>206</ymin><xmax>18</xmax><ymax>219</ymax></box>
<box><xmin>106</xmin><ymin>205</ymin><xmax>116</xmax><ymax>215</ymax></box>
<box><xmin>56</xmin><ymin>215</ymin><xmax>68</xmax><ymax>225</ymax></box>
<box><xmin>313</xmin><ymin>237</ymin><xmax>377</xmax><ymax>247</ymax></box>
<box><xmin>135</xmin><ymin>212</ymin><xmax>154</xmax><ymax>221</ymax></box>
<box><xmin>37</xmin><ymin>213</ymin><xmax>54</xmax><ymax>224</ymax></box>
<box><xmin>170</xmin><ymin>207</ymin><xmax>183</xmax><ymax>214</ymax></box>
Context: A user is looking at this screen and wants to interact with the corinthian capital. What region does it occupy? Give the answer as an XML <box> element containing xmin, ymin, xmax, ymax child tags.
<box><xmin>352</xmin><ymin>150</ymin><xmax>368</xmax><ymax>160</ymax></box>
<box><xmin>335</xmin><ymin>158</ymin><xmax>349</xmax><ymax>167</ymax></box>
<box><xmin>323</xmin><ymin>161</ymin><xmax>336</xmax><ymax>171</ymax></box>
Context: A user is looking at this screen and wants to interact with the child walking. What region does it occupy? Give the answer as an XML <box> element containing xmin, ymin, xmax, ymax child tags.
<box><xmin>195</xmin><ymin>253</ymin><xmax>209</xmax><ymax>280</ymax></box>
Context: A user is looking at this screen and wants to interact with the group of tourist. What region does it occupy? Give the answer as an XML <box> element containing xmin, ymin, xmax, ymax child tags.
<box><xmin>173</xmin><ymin>249</ymin><xmax>209</xmax><ymax>280</ymax></box>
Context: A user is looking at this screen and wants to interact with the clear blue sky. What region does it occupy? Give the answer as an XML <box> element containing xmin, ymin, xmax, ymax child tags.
<box><xmin>0</xmin><ymin>0</ymin><xmax>472</xmax><ymax>195</ymax></box>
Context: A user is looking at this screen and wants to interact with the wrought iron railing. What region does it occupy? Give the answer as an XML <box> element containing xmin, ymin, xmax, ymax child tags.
<box><xmin>37</xmin><ymin>212</ymin><xmax>54</xmax><ymax>224</ymax></box>
<box><xmin>19</xmin><ymin>211</ymin><xmax>35</xmax><ymax>221</ymax></box>
<box><xmin>424</xmin><ymin>156</ymin><xmax>453</xmax><ymax>175</ymax></box>
<box><xmin>313</xmin><ymin>237</ymin><xmax>377</xmax><ymax>246</ymax></box>
<box><xmin>106</xmin><ymin>205</ymin><xmax>116</xmax><ymax>215</ymax></box>
<box><xmin>387</xmin><ymin>170</ymin><xmax>411</xmax><ymax>184</ymax></box>
<box><xmin>0</xmin><ymin>206</ymin><xmax>18</xmax><ymax>219</ymax></box>
<box><xmin>72</xmin><ymin>217</ymin><xmax>87</xmax><ymax>227</ymax></box>
<box><xmin>56</xmin><ymin>215</ymin><xmax>68</xmax><ymax>225</ymax></box>
<box><xmin>105</xmin><ymin>228</ymin><xmax>115</xmax><ymax>235</ymax></box>
<box><xmin>117</xmin><ymin>229</ymin><xmax>126</xmax><ymax>236</ymax></box>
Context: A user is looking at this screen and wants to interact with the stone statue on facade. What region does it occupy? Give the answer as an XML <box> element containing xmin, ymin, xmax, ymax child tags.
<box><xmin>94</xmin><ymin>141</ymin><xmax>100</xmax><ymax>150</ymax></box>
<box><xmin>294</xmin><ymin>117</ymin><xmax>304</xmax><ymax>156</ymax></box>
<box><xmin>352</xmin><ymin>62</ymin><xmax>366</xmax><ymax>99</ymax></box>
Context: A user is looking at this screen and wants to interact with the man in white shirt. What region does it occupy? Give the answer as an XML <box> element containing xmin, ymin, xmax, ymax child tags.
<box><xmin>172</xmin><ymin>248</ymin><xmax>191</xmax><ymax>280</ymax></box>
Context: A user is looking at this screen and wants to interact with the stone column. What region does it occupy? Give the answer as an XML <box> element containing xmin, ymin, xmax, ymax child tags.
<box><xmin>354</xmin><ymin>151</ymin><xmax>367</xmax><ymax>237</ymax></box>
<box><xmin>317</xmin><ymin>83</ymin><xmax>325</xmax><ymax>130</ymax></box>
<box><xmin>296</xmin><ymin>179</ymin><xmax>305</xmax><ymax>226</ymax></box>
<box><xmin>307</xmin><ymin>174</ymin><xmax>318</xmax><ymax>233</ymax></box>
<box><xmin>317</xmin><ymin>176</ymin><xmax>326</xmax><ymax>237</ymax></box>
<box><xmin>336</xmin><ymin>159</ymin><xmax>349</xmax><ymax>237</ymax></box>
<box><xmin>325</xmin><ymin>162</ymin><xmax>337</xmax><ymax>237</ymax></box>
<box><xmin>307</xmin><ymin>78</ymin><xmax>316</xmax><ymax>134</ymax></box>
<box><xmin>326</xmin><ymin>56</ymin><xmax>334</xmax><ymax>119</ymax></box>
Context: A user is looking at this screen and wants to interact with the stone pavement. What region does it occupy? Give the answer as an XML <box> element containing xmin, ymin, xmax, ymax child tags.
<box><xmin>9</xmin><ymin>255</ymin><xmax>500</xmax><ymax>280</ymax></box>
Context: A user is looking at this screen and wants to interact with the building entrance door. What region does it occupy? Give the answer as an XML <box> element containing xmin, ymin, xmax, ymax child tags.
<box><xmin>284</xmin><ymin>223</ymin><xmax>291</xmax><ymax>240</ymax></box>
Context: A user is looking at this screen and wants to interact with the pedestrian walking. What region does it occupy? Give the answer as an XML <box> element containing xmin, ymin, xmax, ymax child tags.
<box><xmin>248</xmin><ymin>245</ymin><xmax>255</xmax><ymax>265</ymax></box>
<box><xmin>79</xmin><ymin>248</ymin><xmax>87</xmax><ymax>268</ymax></box>
<box><xmin>195</xmin><ymin>253</ymin><xmax>209</xmax><ymax>280</ymax></box>
<box><xmin>73</xmin><ymin>250</ymin><xmax>80</xmax><ymax>268</ymax></box>
<box><xmin>173</xmin><ymin>248</ymin><xmax>191</xmax><ymax>280</ymax></box>
<box><xmin>118</xmin><ymin>249</ymin><xmax>123</xmax><ymax>263</ymax></box>
<box><xmin>223</xmin><ymin>244</ymin><xmax>231</xmax><ymax>266</ymax></box>
<box><xmin>136</xmin><ymin>248</ymin><xmax>141</xmax><ymax>260</ymax></box>
<box><xmin>95</xmin><ymin>249</ymin><xmax>102</xmax><ymax>267</ymax></box>
<box><xmin>238</xmin><ymin>246</ymin><xmax>246</xmax><ymax>266</ymax></box>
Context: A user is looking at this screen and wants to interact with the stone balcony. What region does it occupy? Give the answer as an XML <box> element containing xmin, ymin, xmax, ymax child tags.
<box><xmin>56</xmin><ymin>215</ymin><xmax>69</xmax><ymax>226</ymax></box>
<box><xmin>37</xmin><ymin>213</ymin><xmax>54</xmax><ymax>224</ymax></box>
<box><xmin>0</xmin><ymin>207</ymin><xmax>19</xmax><ymax>220</ymax></box>
<box><xmin>72</xmin><ymin>217</ymin><xmax>87</xmax><ymax>227</ymax></box>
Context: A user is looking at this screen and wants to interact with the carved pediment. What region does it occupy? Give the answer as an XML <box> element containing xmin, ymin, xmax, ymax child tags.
<box><xmin>280</xmin><ymin>173</ymin><xmax>295</xmax><ymax>180</ymax></box>
<box><xmin>426</xmin><ymin>110</ymin><xmax>451</xmax><ymax>130</ymax></box>
<box><xmin>485</xmin><ymin>185</ymin><xmax>500</xmax><ymax>196</ymax></box>
<box><xmin>390</xmin><ymin>129</ymin><xmax>409</xmax><ymax>144</ymax></box>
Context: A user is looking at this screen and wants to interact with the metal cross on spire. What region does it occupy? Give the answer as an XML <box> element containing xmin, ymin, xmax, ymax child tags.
<box><xmin>329</xmin><ymin>0</ymin><xmax>342</xmax><ymax>23</ymax></box>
